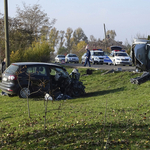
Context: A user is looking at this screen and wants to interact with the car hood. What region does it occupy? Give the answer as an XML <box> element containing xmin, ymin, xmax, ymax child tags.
<box><xmin>115</xmin><ymin>56</ymin><xmax>130</xmax><ymax>59</ymax></box>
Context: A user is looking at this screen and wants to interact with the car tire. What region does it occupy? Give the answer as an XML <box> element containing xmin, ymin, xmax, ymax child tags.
<box><xmin>113</xmin><ymin>61</ymin><xmax>116</xmax><ymax>66</ymax></box>
<box><xmin>92</xmin><ymin>59</ymin><xmax>95</xmax><ymax>65</ymax></box>
<box><xmin>18</xmin><ymin>87</ymin><xmax>31</xmax><ymax>98</ymax></box>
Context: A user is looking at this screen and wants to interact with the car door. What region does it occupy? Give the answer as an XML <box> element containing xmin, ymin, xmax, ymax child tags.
<box><xmin>26</xmin><ymin>65</ymin><xmax>50</xmax><ymax>94</ymax></box>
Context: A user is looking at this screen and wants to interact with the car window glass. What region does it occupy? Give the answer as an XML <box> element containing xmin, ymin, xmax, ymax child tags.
<box><xmin>50</xmin><ymin>69</ymin><xmax>56</xmax><ymax>75</ymax></box>
<box><xmin>27</xmin><ymin>66</ymin><xmax>47</xmax><ymax>76</ymax></box>
<box><xmin>5</xmin><ymin>64</ymin><xmax>19</xmax><ymax>74</ymax></box>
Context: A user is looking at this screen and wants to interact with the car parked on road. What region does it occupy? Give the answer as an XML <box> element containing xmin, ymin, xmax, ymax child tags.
<box><xmin>109</xmin><ymin>46</ymin><xmax>132</xmax><ymax>66</ymax></box>
<box><xmin>55</xmin><ymin>55</ymin><xmax>65</xmax><ymax>63</ymax></box>
<box><xmin>81</xmin><ymin>53</ymin><xmax>87</xmax><ymax>64</ymax></box>
<box><xmin>90</xmin><ymin>49</ymin><xmax>104</xmax><ymax>65</ymax></box>
<box><xmin>0</xmin><ymin>62</ymin><xmax>85</xmax><ymax>98</ymax></box>
<box><xmin>65</xmin><ymin>54</ymin><xmax>79</xmax><ymax>63</ymax></box>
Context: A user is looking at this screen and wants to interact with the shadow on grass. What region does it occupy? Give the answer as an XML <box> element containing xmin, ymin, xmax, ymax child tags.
<box><xmin>1</xmin><ymin>120</ymin><xmax>149</xmax><ymax>149</ymax></box>
<box><xmin>82</xmin><ymin>87</ymin><xmax>125</xmax><ymax>98</ymax></box>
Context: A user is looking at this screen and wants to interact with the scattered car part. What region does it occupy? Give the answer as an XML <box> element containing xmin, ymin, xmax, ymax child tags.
<box><xmin>130</xmin><ymin>71</ymin><xmax>150</xmax><ymax>84</ymax></box>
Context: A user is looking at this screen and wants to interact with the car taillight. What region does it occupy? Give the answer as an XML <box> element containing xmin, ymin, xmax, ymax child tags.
<box><xmin>8</xmin><ymin>75</ymin><xmax>17</xmax><ymax>81</ymax></box>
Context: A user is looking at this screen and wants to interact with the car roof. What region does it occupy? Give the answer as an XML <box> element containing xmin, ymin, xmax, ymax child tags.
<box><xmin>11</xmin><ymin>62</ymin><xmax>65</xmax><ymax>68</ymax></box>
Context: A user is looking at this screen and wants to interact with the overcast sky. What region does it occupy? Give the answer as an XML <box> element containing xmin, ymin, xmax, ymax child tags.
<box><xmin>0</xmin><ymin>0</ymin><xmax>149</xmax><ymax>44</ymax></box>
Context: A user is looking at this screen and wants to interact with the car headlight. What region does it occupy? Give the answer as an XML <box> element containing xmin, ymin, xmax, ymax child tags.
<box><xmin>116</xmin><ymin>58</ymin><xmax>120</xmax><ymax>60</ymax></box>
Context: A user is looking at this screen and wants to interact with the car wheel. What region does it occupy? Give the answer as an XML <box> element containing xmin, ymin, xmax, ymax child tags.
<box><xmin>113</xmin><ymin>61</ymin><xmax>116</xmax><ymax>66</ymax></box>
<box><xmin>19</xmin><ymin>87</ymin><xmax>31</xmax><ymax>98</ymax></box>
<box><xmin>92</xmin><ymin>59</ymin><xmax>95</xmax><ymax>65</ymax></box>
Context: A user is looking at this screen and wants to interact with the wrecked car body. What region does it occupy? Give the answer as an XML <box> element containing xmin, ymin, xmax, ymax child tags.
<box><xmin>131</xmin><ymin>39</ymin><xmax>150</xmax><ymax>71</ymax></box>
<box><xmin>0</xmin><ymin>62</ymin><xmax>85</xmax><ymax>98</ymax></box>
<box><xmin>130</xmin><ymin>39</ymin><xmax>150</xmax><ymax>84</ymax></box>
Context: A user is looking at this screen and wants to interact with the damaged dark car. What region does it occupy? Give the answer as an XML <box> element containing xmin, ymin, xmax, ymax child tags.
<box><xmin>0</xmin><ymin>62</ymin><xmax>85</xmax><ymax>98</ymax></box>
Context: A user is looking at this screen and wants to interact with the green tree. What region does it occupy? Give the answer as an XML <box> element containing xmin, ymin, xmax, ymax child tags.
<box><xmin>49</xmin><ymin>27</ymin><xmax>59</xmax><ymax>50</ymax></box>
<box><xmin>65</xmin><ymin>28</ymin><xmax>73</xmax><ymax>53</ymax></box>
<box><xmin>57</xmin><ymin>46</ymin><xmax>68</xmax><ymax>55</ymax></box>
<box><xmin>10</xmin><ymin>40</ymin><xmax>54</xmax><ymax>63</ymax></box>
<box><xmin>73</xmin><ymin>27</ymin><xmax>88</xmax><ymax>45</ymax></box>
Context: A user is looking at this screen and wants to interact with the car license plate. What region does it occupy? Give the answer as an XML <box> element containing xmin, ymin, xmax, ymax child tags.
<box><xmin>2</xmin><ymin>77</ymin><xmax>7</xmax><ymax>81</ymax></box>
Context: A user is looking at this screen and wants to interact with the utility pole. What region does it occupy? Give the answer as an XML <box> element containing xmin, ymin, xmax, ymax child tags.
<box><xmin>103</xmin><ymin>23</ymin><xmax>107</xmax><ymax>51</ymax></box>
<box><xmin>4</xmin><ymin>0</ymin><xmax>10</xmax><ymax>67</ymax></box>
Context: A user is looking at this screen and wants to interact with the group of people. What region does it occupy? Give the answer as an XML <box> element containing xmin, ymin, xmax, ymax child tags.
<box><xmin>84</xmin><ymin>45</ymin><xmax>91</xmax><ymax>67</ymax></box>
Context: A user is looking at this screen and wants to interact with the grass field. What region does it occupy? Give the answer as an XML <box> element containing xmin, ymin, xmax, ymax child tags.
<box><xmin>0</xmin><ymin>67</ymin><xmax>150</xmax><ymax>150</ymax></box>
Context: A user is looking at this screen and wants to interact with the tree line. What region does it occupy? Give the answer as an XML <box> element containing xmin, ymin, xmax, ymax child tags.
<box><xmin>0</xmin><ymin>3</ymin><xmax>120</xmax><ymax>63</ymax></box>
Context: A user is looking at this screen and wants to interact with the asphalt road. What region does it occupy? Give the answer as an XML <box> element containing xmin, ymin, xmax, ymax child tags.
<box><xmin>60</xmin><ymin>63</ymin><xmax>136</xmax><ymax>71</ymax></box>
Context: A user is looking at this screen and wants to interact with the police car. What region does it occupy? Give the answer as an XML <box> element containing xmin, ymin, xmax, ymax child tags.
<box><xmin>109</xmin><ymin>46</ymin><xmax>132</xmax><ymax>66</ymax></box>
<box><xmin>90</xmin><ymin>49</ymin><xmax>104</xmax><ymax>65</ymax></box>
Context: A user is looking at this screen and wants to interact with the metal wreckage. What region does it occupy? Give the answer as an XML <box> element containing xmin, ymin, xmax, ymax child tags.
<box><xmin>52</xmin><ymin>68</ymin><xmax>85</xmax><ymax>100</ymax></box>
<box><xmin>130</xmin><ymin>39</ymin><xmax>150</xmax><ymax>84</ymax></box>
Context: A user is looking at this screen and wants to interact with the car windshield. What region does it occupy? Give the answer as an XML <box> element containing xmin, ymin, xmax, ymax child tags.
<box><xmin>58</xmin><ymin>55</ymin><xmax>65</xmax><ymax>58</ymax></box>
<box><xmin>115</xmin><ymin>53</ymin><xmax>128</xmax><ymax>56</ymax></box>
<box><xmin>93</xmin><ymin>52</ymin><xmax>104</xmax><ymax>56</ymax></box>
<box><xmin>68</xmin><ymin>54</ymin><xmax>77</xmax><ymax>57</ymax></box>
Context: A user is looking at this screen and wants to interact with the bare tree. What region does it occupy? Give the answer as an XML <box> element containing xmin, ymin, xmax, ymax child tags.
<box><xmin>90</xmin><ymin>35</ymin><xmax>97</xmax><ymax>42</ymax></box>
<box><xmin>106</xmin><ymin>30</ymin><xmax>116</xmax><ymax>40</ymax></box>
<box><xmin>58</xmin><ymin>30</ymin><xmax>65</xmax><ymax>49</ymax></box>
<box><xmin>16</xmin><ymin>3</ymin><xmax>56</xmax><ymax>43</ymax></box>
<box><xmin>65</xmin><ymin>28</ymin><xmax>73</xmax><ymax>53</ymax></box>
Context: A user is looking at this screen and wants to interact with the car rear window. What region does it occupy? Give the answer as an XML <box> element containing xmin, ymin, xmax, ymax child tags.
<box><xmin>4</xmin><ymin>64</ymin><xmax>19</xmax><ymax>74</ymax></box>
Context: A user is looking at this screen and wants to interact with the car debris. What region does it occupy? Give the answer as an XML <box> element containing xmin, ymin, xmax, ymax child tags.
<box><xmin>131</xmin><ymin>39</ymin><xmax>150</xmax><ymax>72</ymax></box>
<box><xmin>130</xmin><ymin>71</ymin><xmax>150</xmax><ymax>85</ymax></box>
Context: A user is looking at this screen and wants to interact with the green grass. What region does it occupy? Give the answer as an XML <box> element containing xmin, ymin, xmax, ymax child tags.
<box><xmin>0</xmin><ymin>68</ymin><xmax>150</xmax><ymax>150</ymax></box>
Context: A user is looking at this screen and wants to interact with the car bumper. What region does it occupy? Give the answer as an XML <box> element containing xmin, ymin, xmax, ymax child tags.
<box><xmin>116</xmin><ymin>61</ymin><xmax>132</xmax><ymax>65</ymax></box>
<box><xmin>0</xmin><ymin>82</ymin><xmax>18</xmax><ymax>95</ymax></box>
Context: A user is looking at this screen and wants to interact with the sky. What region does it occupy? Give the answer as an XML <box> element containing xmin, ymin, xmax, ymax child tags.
<box><xmin>0</xmin><ymin>0</ymin><xmax>150</xmax><ymax>45</ymax></box>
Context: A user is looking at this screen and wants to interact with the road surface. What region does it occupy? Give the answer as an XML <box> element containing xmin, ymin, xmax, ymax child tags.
<box><xmin>60</xmin><ymin>63</ymin><xmax>136</xmax><ymax>71</ymax></box>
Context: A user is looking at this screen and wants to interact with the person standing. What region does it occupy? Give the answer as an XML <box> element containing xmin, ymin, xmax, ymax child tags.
<box><xmin>84</xmin><ymin>45</ymin><xmax>91</xmax><ymax>67</ymax></box>
<box><xmin>2</xmin><ymin>58</ymin><xmax>6</xmax><ymax>74</ymax></box>
<box><xmin>1</xmin><ymin>58</ymin><xmax>7</xmax><ymax>96</ymax></box>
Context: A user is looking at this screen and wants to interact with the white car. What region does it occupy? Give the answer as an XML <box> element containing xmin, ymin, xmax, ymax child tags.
<box><xmin>109</xmin><ymin>51</ymin><xmax>132</xmax><ymax>66</ymax></box>
<box><xmin>90</xmin><ymin>49</ymin><xmax>104</xmax><ymax>65</ymax></box>
<box><xmin>65</xmin><ymin>54</ymin><xmax>79</xmax><ymax>63</ymax></box>
<box><xmin>55</xmin><ymin>55</ymin><xmax>65</xmax><ymax>63</ymax></box>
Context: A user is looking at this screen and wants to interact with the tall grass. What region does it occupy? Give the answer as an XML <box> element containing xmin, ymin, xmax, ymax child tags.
<box><xmin>0</xmin><ymin>68</ymin><xmax>150</xmax><ymax>149</ymax></box>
